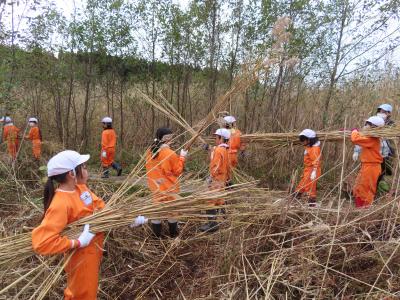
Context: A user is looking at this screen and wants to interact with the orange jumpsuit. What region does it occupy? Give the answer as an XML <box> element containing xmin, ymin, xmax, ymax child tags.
<box><xmin>209</xmin><ymin>144</ymin><xmax>230</xmax><ymax>205</ymax></box>
<box><xmin>32</xmin><ymin>184</ymin><xmax>105</xmax><ymax>300</ymax></box>
<box><xmin>27</xmin><ymin>126</ymin><xmax>41</xmax><ymax>159</ymax></box>
<box><xmin>101</xmin><ymin>129</ymin><xmax>117</xmax><ymax>167</ymax></box>
<box><xmin>228</xmin><ymin>128</ymin><xmax>245</xmax><ymax>169</ymax></box>
<box><xmin>3</xmin><ymin>124</ymin><xmax>20</xmax><ymax>159</ymax></box>
<box><xmin>145</xmin><ymin>145</ymin><xmax>185</xmax><ymax>203</ymax></box>
<box><xmin>351</xmin><ymin>131</ymin><xmax>382</xmax><ymax>207</ymax></box>
<box><xmin>295</xmin><ymin>143</ymin><xmax>321</xmax><ymax>198</ymax></box>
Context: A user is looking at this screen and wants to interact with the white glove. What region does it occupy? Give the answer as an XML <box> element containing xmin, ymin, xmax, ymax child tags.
<box><xmin>352</xmin><ymin>152</ymin><xmax>359</xmax><ymax>162</ymax></box>
<box><xmin>310</xmin><ymin>169</ymin><xmax>317</xmax><ymax>181</ymax></box>
<box><xmin>130</xmin><ymin>216</ymin><xmax>148</xmax><ymax>228</ymax></box>
<box><xmin>101</xmin><ymin>151</ymin><xmax>107</xmax><ymax>158</ymax></box>
<box><xmin>78</xmin><ymin>224</ymin><xmax>95</xmax><ymax>248</ymax></box>
<box><xmin>180</xmin><ymin>149</ymin><xmax>188</xmax><ymax>158</ymax></box>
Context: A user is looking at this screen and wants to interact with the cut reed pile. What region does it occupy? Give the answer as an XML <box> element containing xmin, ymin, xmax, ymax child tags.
<box><xmin>2</xmin><ymin>185</ymin><xmax>400</xmax><ymax>299</ymax></box>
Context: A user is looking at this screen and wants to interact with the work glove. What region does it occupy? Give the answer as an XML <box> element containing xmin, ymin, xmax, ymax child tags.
<box><xmin>352</xmin><ymin>152</ymin><xmax>359</xmax><ymax>162</ymax></box>
<box><xmin>310</xmin><ymin>169</ymin><xmax>317</xmax><ymax>181</ymax></box>
<box><xmin>206</xmin><ymin>176</ymin><xmax>212</xmax><ymax>185</ymax></box>
<box><xmin>130</xmin><ymin>216</ymin><xmax>148</xmax><ymax>228</ymax></box>
<box><xmin>77</xmin><ymin>224</ymin><xmax>95</xmax><ymax>248</ymax></box>
<box><xmin>239</xmin><ymin>151</ymin><xmax>246</xmax><ymax>159</ymax></box>
<box><xmin>101</xmin><ymin>151</ymin><xmax>107</xmax><ymax>158</ymax></box>
<box><xmin>180</xmin><ymin>149</ymin><xmax>188</xmax><ymax>158</ymax></box>
<box><xmin>202</xmin><ymin>144</ymin><xmax>209</xmax><ymax>151</ymax></box>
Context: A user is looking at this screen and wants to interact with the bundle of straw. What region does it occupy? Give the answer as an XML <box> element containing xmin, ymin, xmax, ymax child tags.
<box><xmin>0</xmin><ymin>181</ymin><xmax>257</xmax><ymax>269</ymax></box>
<box><xmin>242</xmin><ymin>126</ymin><xmax>400</xmax><ymax>147</ymax></box>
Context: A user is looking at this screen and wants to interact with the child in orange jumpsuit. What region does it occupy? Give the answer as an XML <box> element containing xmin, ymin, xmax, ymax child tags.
<box><xmin>32</xmin><ymin>150</ymin><xmax>146</xmax><ymax>299</ymax></box>
<box><xmin>100</xmin><ymin>117</ymin><xmax>122</xmax><ymax>178</ymax></box>
<box><xmin>25</xmin><ymin>117</ymin><xmax>42</xmax><ymax>160</ymax></box>
<box><xmin>351</xmin><ymin>116</ymin><xmax>384</xmax><ymax>208</ymax></box>
<box><xmin>1</xmin><ymin>116</ymin><xmax>20</xmax><ymax>160</ymax></box>
<box><xmin>200</xmin><ymin>128</ymin><xmax>231</xmax><ymax>232</ymax></box>
<box><xmin>295</xmin><ymin>129</ymin><xmax>322</xmax><ymax>207</ymax></box>
<box><xmin>223</xmin><ymin>115</ymin><xmax>246</xmax><ymax>170</ymax></box>
<box><xmin>145</xmin><ymin>127</ymin><xmax>187</xmax><ymax>238</ymax></box>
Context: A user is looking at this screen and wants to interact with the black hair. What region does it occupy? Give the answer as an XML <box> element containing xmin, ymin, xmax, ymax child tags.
<box><xmin>225</xmin><ymin>123</ymin><xmax>232</xmax><ymax>129</ymax></box>
<box><xmin>43</xmin><ymin>173</ymin><xmax>68</xmax><ymax>216</ymax></box>
<box><xmin>103</xmin><ymin>122</ymin><xmax>112</xmax><ymax>129</ymax></box>
<box><xmin>299</xmin><ymin>135</ymin><xmax>319</xmax><ymax>146</ymax></box>
<box><xmin>151</xmin><ymin>127</ymin><xmax>173</xmax><ymax>158</ymax></box>
<box><xmin>42</xmin><ymin>164</ymin><xmax>84</xmax><ymax>217</ymax></box>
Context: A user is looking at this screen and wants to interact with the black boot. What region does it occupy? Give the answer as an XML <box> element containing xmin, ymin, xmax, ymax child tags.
<box><xmin>151</xmin><ymin>223</ymin><xmax>162</xmax><ymax>238</ymax></box>
<box><xmin>199</xmin><ymin>210</ymin><xmax>219</xmax><ymax>233</ymax></box>
<box><xmin>308</xmin><ymin>198</ymin><xmax>317</xmax><ymax>207</ymax></box>
<box><xmin>168</xmin><ymin>222</ymin><xmax>179</xmax><ymax>238</ymax></box>
<box><xmin>293</xmin><ymin>192</ymin><xmax>302</xmax><ymax>200</ymax></box>
<box><xmin>112</xmin><ymin>162</ymin><xmax>122</xmax><ymax>176</ymax></box>
<box><xmin>101</xmin><ymin>167</ymin><xmax>110</xmax><ymax>178</ymax></box>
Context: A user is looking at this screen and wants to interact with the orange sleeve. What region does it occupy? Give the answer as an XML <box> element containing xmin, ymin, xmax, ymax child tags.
<box><xmin>3</xmin><ymin>127</ymin><xmax>8</xmax><ymax>139</ymax></box>
<box><xmin>91</xmin><ymin>191</ymin><xmax>105</xmax><ymax>210</ymax></box>
<box><xmin>309</xmin><ymin>147</ymin><xmax>321</xmax><ymax>169</ymax></box>
<box><xmin>210</xmin><ymin>149</ymin><xmax>223</xmax><ymax>178</ymax></box>
<box><xmin>161</xmin><ymin>150</ymin><xmax>184</xmax><ymax>178</ymax></box>
<box><xmin>27</xmin><ymin>128</ymin><xmax>34</xmax><ymax>140</ymax></box>
<box><xmin>351</xmin><ymin>131</ymin><xmax>375</xmax><ymax>148</ymax></box>
<box><xmin>32</xmin><ymin>197</ymin><xmax>75</xmax><ymax>255</ymax></box>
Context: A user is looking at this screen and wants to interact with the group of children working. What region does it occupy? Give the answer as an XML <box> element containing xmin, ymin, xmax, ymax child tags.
<box><xmin>0</xmin><ymin>116</ymin><xmax>42</xmax><ymax>161</ymax></box>
<box><xmin>26</xmin><ymin>103</ymin><xmax>394</xmax><ymax>299</ymax></box>
<box><xmin>29</xmin><ymin>115</ymin><xmax>243</xmax><ymax>299</ymax></box>
<box><xmin>294</xmin><ymin>103</ymin><xmax>395</xmax><ymax>208</ymax></box>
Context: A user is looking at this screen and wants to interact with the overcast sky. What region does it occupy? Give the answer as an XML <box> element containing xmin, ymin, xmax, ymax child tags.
<box><xmin>2</xmin><ymin>0</ymin><xmax>399</xmax><ymax>66</ymax></box>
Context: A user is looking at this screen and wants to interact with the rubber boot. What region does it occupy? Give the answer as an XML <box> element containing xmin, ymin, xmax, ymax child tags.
<box><xmin>168</xmin><ymin>222</ymin><xmax>179</xmax><ymax>238</ymax></box>
<box><xmin>199</xmin><ymin>210</ymin><xmax>219</xmax><ymax>233</ymax></box>
<box><xmin>112</xmin><ymin>162</ymin><xmax>123</xmax><ymax>176</ymax></box>
<box><xmin>101</xmin><ymin>167</ymin><xmax>110</xmax><ymax>178</ymax></box>
<box><xmin>151</xmin><ymin>223</ymin><xmax>162</xmax><ymax>238</ymax></box>
<box><xmin>308</xmin><ymin>198</ymin><xmax>316</xmax><ymax>207</ymax></box>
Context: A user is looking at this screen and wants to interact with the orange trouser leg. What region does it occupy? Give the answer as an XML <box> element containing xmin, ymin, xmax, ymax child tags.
<box><xmin>295</xmin><ymin>168</ymin><xmax>320</xmax><ymax>198</ymax></box>
<box><xmin>353</xmin><ymin>163</ymin><xmax>381</xmax><ymax>206</ymax></box>
<box><xmin>32</xmin><ymin>140</ymin><xmax>41</xmax><ymax>160</ymax></box>
<box><xmin>8</xmin><ymin>142</ymin><xmax>18</xmax><ymax>159</ymax></box>
<box><xmin>207</xmin><ymin>180</ymin><xmax>226</xmax><ymax>206</ymax></box>
<box><xmin>229</xmin><ymin>152</ymin><xmax>238</xmax><ymax>169</ymax></box>
<box><xmin>101</xmin><ymin>148</ymin><xmax>115</xmax><ymax>167</ymax></box>
<box><xmin>64</xmin><ymin>236</ymin><xmax>103</xmax><ymax>300</ymax></box>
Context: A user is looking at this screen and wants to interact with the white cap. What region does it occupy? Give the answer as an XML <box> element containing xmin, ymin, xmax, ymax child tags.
<box><xmin>299</xmin><ymin>129</ymin><xmax>316</xmax><ymax>139</ymax></box>
<box><xmin>47</xmin><ymin>150</ymin><xmax>90</xmax><ymax>177</ymax></box>
<box><xmin>378</xmin><ymin>104</ymin><xmax>392</xmax><ymax>113</ymax></box>
<box><xmin>28</xmin><ymin>117</ymin><xmax>38</xmax><ymax>123</ymax></box>
<box><xmin>0</xmin><ymin>116</ymin><xmax>12</xmax><ymax>123</ymax></box>
<box><xmin>102</xmin><ymin>117</ymin><xmax>112</xmax><ymax>123</ymax></box>
<box><xmin>223</xmin><ymin>116</ymin><xmax>236</xmax><ymax>124</ymax></box>
<box><xmin>214</xmin><ymin>128</ymin><xmax>231</xmax><ymax>140</ymax></box>
<box><xmin>367</xmin><ymin>116</ymin><xmax>385</xmax><ymax>127</ymax></box>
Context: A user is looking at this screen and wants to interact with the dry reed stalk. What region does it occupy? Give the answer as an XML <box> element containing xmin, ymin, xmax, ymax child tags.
<box><xmin>242</xmin><ymin>126</ymin><xmax>400</xmax><ymax>147</ymax></box>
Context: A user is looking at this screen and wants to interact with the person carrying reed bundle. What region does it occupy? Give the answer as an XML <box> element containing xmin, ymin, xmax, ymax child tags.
<box><xmin>294</xmin><ymin>129</ymin><xmax>322</xmax><ymax>207</ymax></box>
<box><xmin>351</xmin><ymin>116</ymin><xmax>385</xmax><ymax>208</ymax></box>
<box><xmin>352</xmin><ymin>103</ymin><xmax>395</xmax><ymax>194</ymax></box>
<box><xmin>100</xmin><ymin>117</ymin><xmax>123</xmax><ymax>178</ymax></box>
<box><xmin>200</xmin><ymin>128</ymin><xmax>231</xmax><ymax>232</ymax></box>
<box><xmin>145</xmin><ymin>127</ymin><xmax>188</xmax><ymax>238</ymax></box>
<box><xmin>224</xmin><ymin>115</ymin><xmax>246</xmax><ymax>169</ymax></box>
<box><xmin>32</xmin><ymin>150</ymin><xmax>147</xmax><ymax>299</ymax></box>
